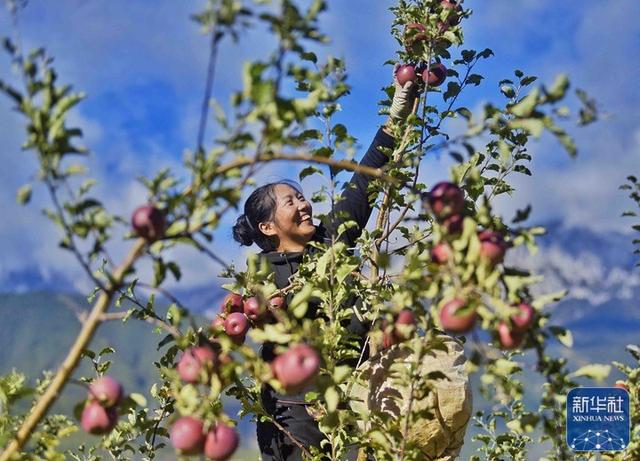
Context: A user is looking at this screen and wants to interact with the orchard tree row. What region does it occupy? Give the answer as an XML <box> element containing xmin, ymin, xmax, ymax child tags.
<box><xmin>0</xmin><ymin>0</ymin><xmax>638</xmax><ymax>460</ymax></box>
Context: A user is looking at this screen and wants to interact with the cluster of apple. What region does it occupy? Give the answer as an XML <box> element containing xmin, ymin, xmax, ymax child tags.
<box><xmin>210</xmin><ymin>292</ymin><xmax>321</xmax><ymax>393</ymax></box>
<box><xmin>210</xmin><ymin>293</ymin><xmax>286</xmax><ymax>345</ymax></box>
<box><xmin>80</xmin><ymin>375</ymin><xmax>124</xmax><ymax>435</ymax></box>
<box><xmin>171</xmin><ymin>415</ymin><xmax>239</xmax><ymax>460</ymax></box>
<box><xmin>424</xmin><ymin>181</ymin><xmax>536</xmax><ymax>349</ymax></box>
<box><xmin>171</xmin><ymin>342</ymin><xmax>239</xmax><ymax>460</ymax></box>
<box><xmin>395</xmin><ymin>1</ymin><xmax>465</xmax><ymax>91</ymax></box>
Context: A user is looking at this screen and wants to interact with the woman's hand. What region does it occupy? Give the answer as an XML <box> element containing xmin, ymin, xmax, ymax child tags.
<box><xmin>387</xmin><ymin>63</ymin><xmax>420</xmax><ymax>124</ymax></box>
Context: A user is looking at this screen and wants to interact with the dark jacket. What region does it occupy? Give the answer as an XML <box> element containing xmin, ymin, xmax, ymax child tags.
<box><xmin>259</xmin><ymin>127</ymin><xmax>395</xmax><ymax>404</ymax></box>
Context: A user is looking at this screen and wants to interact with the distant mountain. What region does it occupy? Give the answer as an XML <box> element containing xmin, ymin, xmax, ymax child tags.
<box><xmin>0</xmin><ymin>292</ymin><xmax>257</xmax><ymax>459</ymax></box>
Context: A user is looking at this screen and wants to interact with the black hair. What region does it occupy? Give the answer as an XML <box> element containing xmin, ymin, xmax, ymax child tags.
<box><xmin>232</xmin><ymin>179</ymin><xmax>304</xmax><ymax>252</ymax></box>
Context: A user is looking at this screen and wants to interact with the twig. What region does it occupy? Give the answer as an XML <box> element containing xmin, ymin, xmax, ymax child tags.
<box><xmin>196</xmin><ymin>22</ymin><xmax>219</xmax><ymax>153</ymax></box>
<box><xmin>269</xmin><ymin>415</ymin><xmax>312</xmax><ymax>458</ymax></box>
<box><xmin>99</xmin><ymin>311</ymin><xmax>181</xmax><ymax>339</ymax></box>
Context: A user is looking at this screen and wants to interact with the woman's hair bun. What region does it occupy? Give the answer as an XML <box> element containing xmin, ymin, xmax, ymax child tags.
<box><xmin>232</xmin><ymin>214</ymin><xmax>255</xmax><ymax>246</ymax></box>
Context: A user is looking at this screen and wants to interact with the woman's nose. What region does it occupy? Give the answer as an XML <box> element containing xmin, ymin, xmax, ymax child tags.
<box><xmin>297</xmin><ymin>199</ymin><xmax>310</xmax><ymax>211</ymax></box>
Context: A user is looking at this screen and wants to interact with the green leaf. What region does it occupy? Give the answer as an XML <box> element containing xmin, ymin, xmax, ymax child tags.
<box><xmin>129</xmin><ymin>392</ymin><xmax>147</xmax><ymax>407</ymax></box>
<box><xmin>16</xmin><ymin>184</ymin><xmax>32</xmax><ymax>205</ymax></box>
<box><xmin>545</xmin><ymin>73</ymin><xmax>570</xmax><ymax>102</ymax></box>
<box><xmin>500</xmin><ymin>85</ymin><xmax>515</xmax><ymax>99</ymax></box>
<box><xmin>569</xmin><ymin>364</ymin><xmax>611</xmax><ymax>382</ymax></box>
<box><xmin>299</xmin><ymin>166</ymin><xmax>322</xmax><ymax>181</ymax></box>
<box><xmin>443</xmin><ymin>81</ymin><xmax>461</xmax><ymax>102</ymax></box>
<box><xmin>548</xmin><ymin>326</ymin><xmax>573</xmax><ymax>348</ymax></box>
<box><xmin>509</xmin><ymin>87</ymin><xmax>539</xmax><ymax>117</ymax></box>
<box><xmin>333</xmin><ymin>365</ymin><xmax>352</xmax><ymax>384</ymax></box>
<box><xmin>300</xmin><ymin>51</ymin><xmax>317</xmax><ymax>63</ymax></box>
<box><xmin>290</xmin><ymin>284</ymin><xmax>313</xmax><ymax>318</ymax></box>
<box><xmin>513</xmin><ymin>165</ymin><xmax>532</xmax><ymax>176</ymax></box>
<box><xmin>325</xmin><ymin>386</ymin><xmax>339</xmax><ymax>412</ymax></box>
<box><xmin>509</xmin><ymin>118</ymin><xmax>544</xmax><ymax>138</ymax></box>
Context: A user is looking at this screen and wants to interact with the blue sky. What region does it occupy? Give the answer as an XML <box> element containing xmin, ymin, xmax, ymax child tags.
<box><xmin>0</xmin><ymin>0</ymin><xmax>639</xmax><ymax>294</ymax></box>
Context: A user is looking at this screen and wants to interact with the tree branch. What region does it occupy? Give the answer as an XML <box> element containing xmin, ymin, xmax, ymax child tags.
<box><xmin>0</xmin><ymin>238</ymin><xmax>147</xmax><ymax>460</ymax></box>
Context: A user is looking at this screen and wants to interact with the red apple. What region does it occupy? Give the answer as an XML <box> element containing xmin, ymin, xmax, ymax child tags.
<box><xmin>221</xmin><ymin>293</ymin><xmax>243</xmax><ymax>314</ymax></box>
<box><xmin>88</xmin><ymin>376</ymin><xmax>123</xmax><ymax>408</ymax></box>
<box><xmin>511</xmin><ymin>303</ymin><xmax>535</xmax><ymax>333</ymax></box>
<box><xmin>204</xmin><ymin>423</ymin><xmax>240</xmax><ymax>461</ymax></box>
<box><xmin>382</xmin><ymin>309</ymin><xmax>417</xmax><ymax>349</ymax></box>
<box><xmin>272</xmin><ymin>344</ymin><xmax>320</xmax><ymax>394</ymax></box>
<box><xmin>426</xmin><ymin>181</ymin><xmax>464</xmax><ymax>220</ymax></box>
<box><xmin>497</xmin><ymin>322</ymin><xmax>525</xmax><ymax>349</ymax></box>
<box><xmin>396</xmin><ymin>64</ymin><xmax>417</xmax><ymax>87</ymax></box>
<box><xmin>381</xmin><ymin>324</ymin><xmax>396</xmax><ymax>350</ymax></box>
<box><xmin>478</xmin><ymin>230</ymin><xmax>507</xmax><ymax>266</ymax></box>
<box><xmin>395</xmin><ymin>309</ymin><xmax>416</xmax><ymax>339</ymax></box>
<box><xmin>268</xmin><ymin>296</ymin><xmax>286</xmax><ymax>310</ymax></box>
<box><xmin>177</xmin><ymin>346</ymin><xmax>218</xmax><ymax>384</ymax></box>
<box><xmin>81</xmin><ymin>401</ymin><xmax>118</xmax><ymax>435</ymax></box>
<box><xmin>170</xmin><ymin>416</ymin><xmax>205</xmax><ymax>455</ymax></box>
<box><xmin>211</xmin><ymin>315</ymin><xmax>226</xmax><ymax>332</ymax></box>
<box><xmin>614</xmin><ymin>381</ymin><xmax>629</xmax><ymax>392</ymax></box>
<box><xmin>243</xmin><ymin>296</ymin><xmax>264</xmax><ymax>322</ymax></box>
<box><xmin>422</xmin><ymin>63</ymin><xmax>447</xmax><ymax>87</ymax></box>
<box><xmin>440</xmin><ymin>298</ymin><xmax>476</xmax><ymax>333</ymax></box>
<box><xmin>440</xmin><ymin>0</ymin><xmax>462</xmax><ymax>26</ymax></box>
<box><xmin>224</xmin><ymin>312</ymin><xmax>250</xmax><ymax>345</ymax></box>
<box><xmin>442</xmin><ymin>213</ymin><xmax>463</xmax><ymax>235</ymax></box>
<box><xmin>131</xmin><ymin>205</ymin><xmax>166</xmax><ymax>241</ymax></box>
<box><xmin>404</xmin><ymin>23</ymin><xmax>427</xmax><ymax>55</ymax></box>
<box><xmin>431</xmin><ymin>242</ymin><xmax>452</xmax><ymax>264</ymax></box>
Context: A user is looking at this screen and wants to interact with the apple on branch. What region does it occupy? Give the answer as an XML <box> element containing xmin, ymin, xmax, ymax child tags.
<box><xmin>170</xmin><ymin>416</ymin><xmax>205</xmax><ymax>456</ymax></box>
<box><xmin>478</xmin><ymin>230</ymin><xmax>508</xmax><ymax>266</ymax></box>
<box><xmin>422</xmin><ymin>62</ymin><xmax>447</xmax><ymax>87</ymax></box>
<box><xmin>131</xmin><ymin>204</ymin><xmax>166</xmax><ymax>241</ymax></box>
<box><xmin>268</xmin><ymin>295</ymin><xmax>286</xmax><ymax>310</ymax></box>
<box><xmin>271</xmin><ymin>344</ymin><xmax>321</xmax><ymax>394</ymax></box>
<box><xmin>424</xmin><ymin>181</ymin><xmax>465</xmax><ymax>221</ymax></box>
<box><xmin>88</xmin><ymin>375</ymin><xmax>123</xmax><ymax>408</ymax></box>
<box><xmin>224</xmin><ymin>312</ymin><xmax>250</xmax><ymax>345</ymax></box>
<box><xmin>81</xmin><ymin>401</ymin><xmax>118</xmax><ymax>435</ymax></box>
<box><xmin>442</xmin><ymin>213</ymin><xmax>463</xmax><ymax>236</ymax></box>
<box><xmin>431</xmin><ymin>242</ymin><xmax>452</xmax><ymax>264</ymax></box>
<box><xmin>510</xmin><ymin>303</ymin><xmax>535</xmax><ymax>332</ymax></box>
<box><xmin>404</xmin><ymin>23</ymin><xmax>427</xmax><ymax>55</ymax></box>
<box><xmin>177</xmin><ymin>346</ymin><xmax>219</xmax><ymax>384</ymax></box>
<box><xmin>439</xmin><ymin>298</ymin><xmax>477</xmax><ymax>333</ymax></box>
<box><xmin>438</xmin><ymin>0</ymin><xmax>463</xmax><ymax>31</ymax></box>
<box><xmin>382</xmin><ymin>309</ymin><xmax>417</xmax><ymax>349</ymax></box>
<box><xmin>396</xmin><ymin>64</ymin><xmax>418</xmax><ymax>87</ymax></box>
<box><xmin>243</xmin><ymin>296</ymin><xmax>265</xmax><ymax>322</ymax></box>
<box><xmin>220</xmin><ymin>293</ymin><xmax>243</xmax><ymax>314</ymax></box>
<box><xmin>614</xmin><ymin>381</ymin><xmax>630</xmax><ymax>392</ymax></box>
<box><xmin>497</xmin><ymin>321</ymin><xmax>525</xmax><ymax>349</ymax></box>
<box><xmin>211</xmin><ymin>314</ymin><xmax>226</xmax><ymax>333</ymax></box>
<box><xmin>204</xmin><ymin>423</ymin><xmax>240</xmax><ymax>461</ymax></box>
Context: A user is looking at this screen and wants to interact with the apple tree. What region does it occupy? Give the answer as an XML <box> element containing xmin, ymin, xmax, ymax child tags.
<box><xmin>1</xmin><ymin>0</ymin><xmax>636</xmax><ymax>460</ymax></box>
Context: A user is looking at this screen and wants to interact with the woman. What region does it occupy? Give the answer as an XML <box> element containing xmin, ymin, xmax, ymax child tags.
<box><xmin>231</xmin><ymin>70</ymin><xmax>417</xmax><ymax>460</ymax></box>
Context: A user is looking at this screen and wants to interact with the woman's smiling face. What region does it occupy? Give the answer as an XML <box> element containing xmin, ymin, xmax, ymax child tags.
<box><xmin>258</xmin><ymin>184</ymin><xmax>316</xmax><ymax>252</ymax></box>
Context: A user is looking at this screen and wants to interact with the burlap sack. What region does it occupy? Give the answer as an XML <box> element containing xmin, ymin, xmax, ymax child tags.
<box><xmin>347</xmin><ymin>334</ymin><xmax>472</xmax><ymax>460</ymax></box>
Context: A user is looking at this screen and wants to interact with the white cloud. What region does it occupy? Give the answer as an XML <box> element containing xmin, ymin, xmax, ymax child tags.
<box><xmin>1</xmin><ymin>0</ymin><xmax>639</xmax><ymax>294</ymax></box>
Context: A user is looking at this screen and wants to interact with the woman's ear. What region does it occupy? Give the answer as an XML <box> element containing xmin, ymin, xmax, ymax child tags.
<box><xmin>258</xmin><ymin>221</ymin><xmax>277</xmax><ymax>237</ymax></box>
